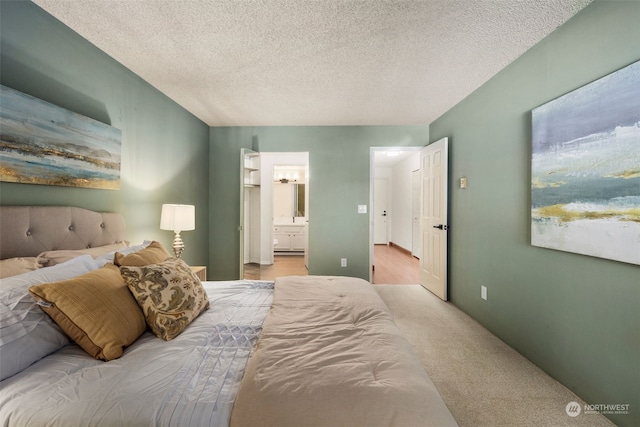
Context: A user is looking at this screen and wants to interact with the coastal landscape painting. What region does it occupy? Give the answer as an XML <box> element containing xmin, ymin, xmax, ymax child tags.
<box><xmin>531</xmin><ymin>60</ymin><xmax>640</xmax><ymax>265</ymax></box>
<box><xmin>0</xmin><ymin>85</ymin><xmax>121</xmax><ymax>190</ymax></box>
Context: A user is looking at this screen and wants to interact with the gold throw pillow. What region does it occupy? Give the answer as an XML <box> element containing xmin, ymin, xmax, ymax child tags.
<box><xmin>29</xmin><ymin>264</ymin><xmax>146</xmax><ymax>360</ymax></box>
<box><xmin>114</xmin><ymin>241</ymin><xmax>170</xmax><ymax>267</ymax></box>
<box><xmin>120</xmin><ymin>258</ymin><xmax>209</xmax><ymax>341</ymax></box>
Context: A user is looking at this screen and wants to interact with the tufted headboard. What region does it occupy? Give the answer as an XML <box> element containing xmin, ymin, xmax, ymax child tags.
<box><xmin>0</xmin><ymin>206</ymin><xmax>126</xmax><ymax>260</ymax></box>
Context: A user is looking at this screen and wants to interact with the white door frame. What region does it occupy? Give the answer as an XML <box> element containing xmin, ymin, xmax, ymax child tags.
<box><xmin>369</xmin><ymin>146</ymin><xmax>421</xmax><ymax>282</ymax></box>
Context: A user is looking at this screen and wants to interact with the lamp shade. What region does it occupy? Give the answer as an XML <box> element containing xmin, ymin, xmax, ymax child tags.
<box><xmin>160</xmin><ymin>204</ymin><xmax>195</xmax><ymax>232</ymax></box>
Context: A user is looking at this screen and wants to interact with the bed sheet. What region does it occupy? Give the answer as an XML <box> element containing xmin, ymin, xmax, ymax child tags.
<box><xmin>0</xmin><ymin>280</ymin><xmax>273</xmax><ymax>427</ymax></box>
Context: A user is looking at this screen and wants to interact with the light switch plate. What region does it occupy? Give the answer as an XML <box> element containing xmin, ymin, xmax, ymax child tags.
<box><xmin>358</xmin><ymin>205</ymin><xmax>367</xmax><ymax>214</ymax></box>
<box><xmin>460</xmin><ymin>177</ymin><xmax>467</xmax><ymax>189</ymax></box>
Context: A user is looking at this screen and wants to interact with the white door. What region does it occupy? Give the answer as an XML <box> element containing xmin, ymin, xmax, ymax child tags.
<box><xmin>420</xmin><ymin>137</ymin><xmax>449</xmax><ymax>300</ymax></box>
<box><xmin>411</xmin><ymin>169</ymin><xmax>421</xmax><ymax>258</ymax></box>
<box><xmin>304</xmin><ymin>162</ymin><xmax>310</xmax><ymax>268</ymax></box>
<box><xmin>373</xmin><ymin>178</ymin><xmax>389</xmax><ymax>244</ymax></box>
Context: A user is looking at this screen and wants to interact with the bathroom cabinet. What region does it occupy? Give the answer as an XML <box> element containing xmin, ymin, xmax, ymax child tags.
<box><xmin>273</xmin><ymin>225</ymin><xmax>306</xmax><ymax>252</ymax></box>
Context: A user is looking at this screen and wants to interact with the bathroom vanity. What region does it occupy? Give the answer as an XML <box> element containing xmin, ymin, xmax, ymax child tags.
<box><xmin>273</xmin><ymin>221</ymin><xmax>306</xmax><ymax>252</ymax></box>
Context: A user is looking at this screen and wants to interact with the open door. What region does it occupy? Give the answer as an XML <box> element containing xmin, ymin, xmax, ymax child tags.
<box><xmin>373</xmin><ymin>178</ymin><xmax>389</xmax><ymax>244</ymax></box>
<box><xmin>419</xmin><ymin>137</ymin><xmax>449</xmax><ymax>300</ymax></box>
<box><xmin>304</xmin><ymin>161</ymin><xmax>310</xmax><ymax>269</ymax></box>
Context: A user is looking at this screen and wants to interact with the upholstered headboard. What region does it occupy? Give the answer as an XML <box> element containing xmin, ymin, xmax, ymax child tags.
<box><xmin>0</xmin><ymin>206</ymin><xmax>126</xmax><ymax>260</ymax></box>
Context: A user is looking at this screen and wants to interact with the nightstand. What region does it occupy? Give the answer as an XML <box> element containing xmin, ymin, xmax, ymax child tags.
<box><xmin>190</xmin><ymin>266</ymin><xmax>207</xmax><ymax>281</ymax></box>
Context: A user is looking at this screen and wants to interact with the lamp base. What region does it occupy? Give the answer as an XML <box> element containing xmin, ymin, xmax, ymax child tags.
<box><xmin>172</xmin><ymin>232</ymin><xmax>185</xmax><ymax>258</ymax></box>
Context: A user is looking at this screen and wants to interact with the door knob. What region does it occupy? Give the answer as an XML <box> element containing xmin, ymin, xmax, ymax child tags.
<box><xmin>433</xmin><ymin>224</ymin><xmax>448</xmax><ymax>230</ymax></box>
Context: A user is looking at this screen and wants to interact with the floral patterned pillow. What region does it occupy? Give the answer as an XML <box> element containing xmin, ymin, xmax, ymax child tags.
<box><xmin>119</xmin><ymin>257</ymin><xmax>209</xmax><ymax>340</ymax></box>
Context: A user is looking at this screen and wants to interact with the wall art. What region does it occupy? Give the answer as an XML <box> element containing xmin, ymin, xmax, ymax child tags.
<box><xmin>0</xmin><ymin>85</ymin><xmax>122</xmax><ymax>190</ymax></box>
<box><xmin>531</xmin><ymin>60</ymin><xmax>640</xmax><ymax>265</ymax></box>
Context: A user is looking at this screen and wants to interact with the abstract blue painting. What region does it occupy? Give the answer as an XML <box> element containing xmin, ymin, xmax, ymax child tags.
<box><xmin>0</xmin><ymin>85</ymin><xmax>122</xmax><ymax>190</ymax></box>
<box><xmin>531</xmin><ymin>60</ymin><xmax>640</xmax><ymax>265</ymax></box>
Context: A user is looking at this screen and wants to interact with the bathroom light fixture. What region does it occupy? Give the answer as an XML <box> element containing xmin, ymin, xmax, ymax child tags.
<box><xmin>274</xmin><ymin>165</ymin><xmax>304</xmax><ymax>183</ymax></box>
<box><xmin>160</xmin><ymin>204</ymin><xmax>195</xmax><ymax>258</ymax></box>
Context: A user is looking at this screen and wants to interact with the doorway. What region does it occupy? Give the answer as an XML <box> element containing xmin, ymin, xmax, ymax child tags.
<box><xmin>370</xmin><ymin>147</ymin><xmax>421</xmax><ymax>284</ymax></box>
<box><xmin>240</xmin><ymin>151</ymin><xmax>309</xmax><ymax>280</ymax></box>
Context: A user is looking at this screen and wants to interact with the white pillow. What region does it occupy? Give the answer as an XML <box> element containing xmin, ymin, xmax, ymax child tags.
<box><xmin>35</xmin><ymin>242</ymin><xmax>128</xmax><ymax>267</ymax></box>
<box><xmin>0</xmin><ymin>255</ymin><xmax>99</xmax><ymax>380</ymax></box>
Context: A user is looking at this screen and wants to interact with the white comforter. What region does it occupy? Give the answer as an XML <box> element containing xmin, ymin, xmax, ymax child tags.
<box><xmin>0</xmin><ymin>280</ymin><xmax>273</xmax><ymax>427</ymax></box>
<box><xmin>231</xmin><ymin>276</ymin><xmax>458</xmax><ymax>427</ymax></box>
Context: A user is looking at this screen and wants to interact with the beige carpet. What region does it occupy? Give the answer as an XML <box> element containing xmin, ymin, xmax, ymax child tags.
<box><xmin>375</xmin><ymin>285</ymin><xmax>615</xmax><ymax>427</ymax></box>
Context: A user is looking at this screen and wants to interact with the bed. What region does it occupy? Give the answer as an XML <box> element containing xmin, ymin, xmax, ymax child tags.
<box><xmin>0</xmin><ymin>206</ymin><xmax>457</xmax><ymax>426</ymax></box>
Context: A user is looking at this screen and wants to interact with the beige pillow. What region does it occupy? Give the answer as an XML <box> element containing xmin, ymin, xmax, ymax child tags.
<box><xmin>29</xmin><ymin>264</ymin><xmax>146</xmax><ymax>360</ymax></box>
<box><xmin>36</xmin><ymin>242</ymin><xmax>128</xmax><ymax>267</ymax></box>
<box><xmin>120</xmin><ymin>258</ymin><xmax>209</xmax><ymax>341</ymax></box>
<box><xmin>114</xmin><ymin>241</ymin><xmax>170</xmax><ymax>267</ymax></box>
<box><xmin>0</xmin><ymin>257</ymin><xmax>39</xmax><ymax>279</ymax></box>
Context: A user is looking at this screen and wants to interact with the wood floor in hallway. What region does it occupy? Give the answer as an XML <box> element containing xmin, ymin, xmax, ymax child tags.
<box><xmin>372</xmin><ymin>244</ymin><xmax>419</xmax><ymax>284</ymax></box>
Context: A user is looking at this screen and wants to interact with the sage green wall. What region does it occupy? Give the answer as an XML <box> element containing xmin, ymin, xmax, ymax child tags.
<box><xmin>429</xmin><ymin>2</ymin><xmax>640</xmax><ymax>425</ymax></box>
<box><xmin>209</xmin><ymin>125</ymin><xmax>428</xmax><ymax>280</ymax></box>
<box><xmin>0</xmin><ymin>1</ymin><xmax>210</xmax><ymax>268</ymax></box>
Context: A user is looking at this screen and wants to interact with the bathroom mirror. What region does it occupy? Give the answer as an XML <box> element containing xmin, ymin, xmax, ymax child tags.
<box><xmin>273</xmin><ymin>165</ymin><xmax>306</xmax><ymax>219</ymax></box>
<box><xmin>273</xmin><ymin>182</ymin><xmax>305</xmax><ymax>218</ymax></box>
<box><xmin>294</xmin><ymin>183</ymin><xmax>305</xmax><ymax>217</ymax></box>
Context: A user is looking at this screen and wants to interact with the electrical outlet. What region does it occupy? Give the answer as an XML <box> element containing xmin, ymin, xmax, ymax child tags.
<box><xmin>341</xmin><ymin>258</ymin><xmax>347</xmax><ymax>267</ymax></box>
<box><xmin>481</xmin><ymin>285</ymin><xmax>487</xmax><ymax>300</ymax></box>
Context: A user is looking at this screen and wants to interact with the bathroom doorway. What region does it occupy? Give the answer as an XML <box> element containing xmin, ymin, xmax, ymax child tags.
<box><xmin>241</xmin><ymin>152</ymin><xmax>309</xmax><ymax>280</ymax></box>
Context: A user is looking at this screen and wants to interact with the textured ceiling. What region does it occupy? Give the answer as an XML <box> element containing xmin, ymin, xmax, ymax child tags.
<box><xmin>33</xmin><ymin>0</ymin><xmax>592</xmax><ymax>127</ymax></box>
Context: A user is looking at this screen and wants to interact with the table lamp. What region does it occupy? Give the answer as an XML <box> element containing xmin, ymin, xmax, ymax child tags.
<box><xmin>160</xmin><ymin>204</ymin><xmax>195</xmax><ymax>258</ymax></box>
